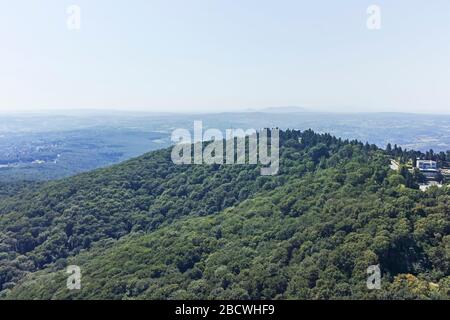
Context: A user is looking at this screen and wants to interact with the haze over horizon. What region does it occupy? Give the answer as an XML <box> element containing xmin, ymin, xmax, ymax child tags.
<box><xmin>1</xmin><ymin>106</ymin><xmax>450</xmax><ymax>116</ymax></box>
<box><xmin>1</xmin><ymin>0</ymin><xmax>450</xmax><ymax>114</ymax></box>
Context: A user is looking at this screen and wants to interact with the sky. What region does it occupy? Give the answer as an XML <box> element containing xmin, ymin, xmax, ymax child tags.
<box><xmin>0</xmin><ymin>0</ymin><xmax>449</xmax><ymax>114</ymax></box>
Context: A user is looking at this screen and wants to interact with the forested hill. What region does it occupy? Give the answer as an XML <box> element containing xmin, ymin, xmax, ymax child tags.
<box><xmin>0</xmin><ymin>130</ymin><xmax>448</xmax><ymax>299</ymax></box>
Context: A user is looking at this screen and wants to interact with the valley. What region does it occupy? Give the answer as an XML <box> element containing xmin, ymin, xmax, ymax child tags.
<box><xmin>1</xmin><ymin>111</ymin><xmax>449</xmax><ymax>182</ymax></box>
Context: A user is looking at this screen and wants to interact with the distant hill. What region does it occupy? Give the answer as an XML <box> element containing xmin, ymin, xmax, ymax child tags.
<box><xmin>0</xmin><ymin>129</ymin><xmax>448</xmax><ymax>300</ymax></box>
<box><xmin>259</xmin><ymin>106</ymin><xmax>308</xmax><ymax>113</ymax></box>
<box><xmin>1</xmin><ymin>111</ymin><xmax>449</xmax><ymax>183</ymax></box>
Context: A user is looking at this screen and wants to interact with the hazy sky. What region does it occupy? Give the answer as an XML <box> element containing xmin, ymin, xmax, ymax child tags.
<box><xmin>1</xmin><ymin>0</ymin><xmax>449</xmax><ymax>114</ymax></box>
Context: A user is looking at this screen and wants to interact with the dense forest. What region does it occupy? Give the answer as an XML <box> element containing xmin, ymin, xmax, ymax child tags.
<box><xmin>0</xmin><ymin>130</ymin><xmax>448</xmax><ymax>299</ymax></box>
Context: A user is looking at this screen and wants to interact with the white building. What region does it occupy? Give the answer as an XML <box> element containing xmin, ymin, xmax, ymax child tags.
<box><xmin>416</xmin><ymin>159</ymin><xmax>437</xmax><ymax>172</ymax></box>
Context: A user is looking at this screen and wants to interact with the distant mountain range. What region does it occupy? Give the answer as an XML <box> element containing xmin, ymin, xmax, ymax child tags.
<box><xmin>0</xmin><ymin>111</ymin><xmax>449</xmax><ymax>181</ymax></box>
<box><xmin>257</xmin><ymin>106</ymin><xmax>308</xmax><ymax>113</ymax></box>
